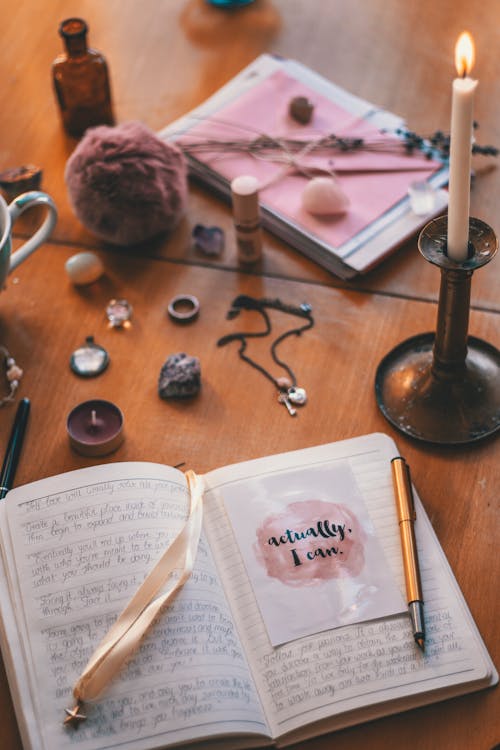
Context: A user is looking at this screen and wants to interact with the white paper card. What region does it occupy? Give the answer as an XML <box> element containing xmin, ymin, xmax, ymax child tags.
<box><xmin>223</xmin><ymin>462</ymin><xmax>405</xmax><ymax>646</ymax></box>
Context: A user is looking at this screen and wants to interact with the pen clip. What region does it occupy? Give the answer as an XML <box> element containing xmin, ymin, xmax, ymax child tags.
<box><xmin>404</xmin><ymin>461</ymin><xmax>417</xmax><ymax>521</ymax></box>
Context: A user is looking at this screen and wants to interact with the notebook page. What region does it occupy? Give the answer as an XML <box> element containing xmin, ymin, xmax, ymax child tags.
<box><xmin>0</xmin><ymin>462</ymin><xmax>269</xmax><ymax>750</ymax></box>
<box><xmin>203</xmin><ymin>433</ymin><xmax>494</xmax><ymax>740</ymax></box>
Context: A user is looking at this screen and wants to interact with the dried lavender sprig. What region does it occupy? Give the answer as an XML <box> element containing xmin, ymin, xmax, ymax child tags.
<box><xmin>179</xmin><ymin>126</ymin><xmax>497</xmax><ymax>162</ymax></box>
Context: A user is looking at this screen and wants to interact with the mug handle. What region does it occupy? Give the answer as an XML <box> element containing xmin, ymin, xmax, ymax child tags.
<box><xmin>8</xmin><ymin>191</ymin><xmax>58</xmax><ymax>273</ymax></box>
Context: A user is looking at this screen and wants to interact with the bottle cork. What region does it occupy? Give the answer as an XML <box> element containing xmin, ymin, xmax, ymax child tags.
<box><xmin>230</xmin><ymin>175</ymin><xmax>262</xmax><ymax>264</ymax></box>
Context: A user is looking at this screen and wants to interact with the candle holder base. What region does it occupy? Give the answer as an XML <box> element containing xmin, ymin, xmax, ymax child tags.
<box><xmin>375</xmin><ymin>332</ymin><xmax>500</xmax><ymax>444</ymax></box>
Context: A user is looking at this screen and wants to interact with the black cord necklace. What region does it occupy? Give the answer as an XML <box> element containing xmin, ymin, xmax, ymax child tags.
<box><xmin>217</xmin><ymin>295</ymin><xmax>314</xmax><ymax>415</ymax></box>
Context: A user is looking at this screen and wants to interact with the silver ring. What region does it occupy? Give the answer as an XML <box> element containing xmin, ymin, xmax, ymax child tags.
<box><xmin>167</xmin><ymin>294</ymin><xmax>200</xmax><ymax>323</ymax></box>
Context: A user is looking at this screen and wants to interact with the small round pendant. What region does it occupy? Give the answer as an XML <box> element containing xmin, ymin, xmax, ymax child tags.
<box><xmin>288</xmin><ymin>386</ymin><xmax>307</xmax><ymax>405</ymax></box>
<box><xmin>70</xmin><ymin>336</ymin><xmax>109</xmax><ymax>377</ymax></box>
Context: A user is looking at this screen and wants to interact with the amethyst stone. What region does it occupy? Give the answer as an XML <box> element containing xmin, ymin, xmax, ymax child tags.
<box><xmin>158</xmin><ymin>353</ymin><xmax>201</xmax><ymax>399</ymax></box>
<box><xmin>192</xmin><ymin>224</ymin><xmax>224</xmax><ymax>256</ymax></box>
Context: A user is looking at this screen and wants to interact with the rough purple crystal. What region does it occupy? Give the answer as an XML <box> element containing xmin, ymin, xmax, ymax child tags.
<box><xmin>158</xmin><ymin>352</ymin><xmax>201</xmax><ymax>399</ymax></box>
<box><xmin>192</xmin><ymin>224</ymin><xmax>224</xmax><ymax>256</ymax></box>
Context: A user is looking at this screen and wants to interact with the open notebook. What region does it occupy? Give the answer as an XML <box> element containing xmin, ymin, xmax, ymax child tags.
<box><xmin>160</xmin><ymin>55</ymin><xmax>449</xmax><ymax>278</ymax></box>
<box><xmin>0</xmin><ymin>433</ymin><xmax>496</xmax><ymax>750</ymax></box>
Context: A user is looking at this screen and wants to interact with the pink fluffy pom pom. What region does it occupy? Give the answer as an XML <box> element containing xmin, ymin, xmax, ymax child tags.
<box><xmin>65</xmin><ymin>121</ymin><xmax>188</xmax><ymax>245</ymax></box>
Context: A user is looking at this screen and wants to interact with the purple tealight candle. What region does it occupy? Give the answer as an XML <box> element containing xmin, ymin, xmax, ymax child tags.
<box><xmin>67</xmin><ymin>399</ymin><xmax>124</xmax><ymax>456</ymax></box>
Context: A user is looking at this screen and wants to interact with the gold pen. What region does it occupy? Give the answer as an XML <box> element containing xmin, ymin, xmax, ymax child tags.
<box><xmin>391</xmin><ymin>456</ymin><xmax>425</xmax><ymax>651</ymax></box>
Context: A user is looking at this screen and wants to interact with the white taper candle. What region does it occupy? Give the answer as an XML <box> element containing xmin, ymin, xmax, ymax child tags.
<box><xmin>447</xmin><ymin>32</ymin><xmax>478</xmax><ymax>262</ymax></box>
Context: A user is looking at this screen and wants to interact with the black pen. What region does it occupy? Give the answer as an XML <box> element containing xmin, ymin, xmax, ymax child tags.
<box><xmin>0</xmin><ymin>397</ymin><xmax>30</xmax><ymax>500</ymax></box>
<box><xmin>391</xmin><ymin>456</ymin><xmax>425</xmax><ymax>651</ymax></box>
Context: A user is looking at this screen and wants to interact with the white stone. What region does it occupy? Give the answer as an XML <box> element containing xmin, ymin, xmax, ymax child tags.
<box><xmin>65</xmin><ymin>252</ymin><xmax>105</xmax><ymax>286</ymax></box>
<box><xmin>301</xmin><ymin>176</ymin><xmax>350</xmax><ymax>216</ymax></box>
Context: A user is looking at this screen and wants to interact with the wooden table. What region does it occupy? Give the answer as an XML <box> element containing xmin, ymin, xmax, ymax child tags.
<box><xmin>0</xmin><ymin>2</ymin><xmax>498</xmax><ymax>749</ymax></box>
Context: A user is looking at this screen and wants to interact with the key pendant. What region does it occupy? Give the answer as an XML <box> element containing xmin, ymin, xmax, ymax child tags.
<box><xmin>278</xmin><ymin>392</ymin><xmax>297</xmax><ymax>416</ymax></box>
<box><xmin>288</xmin><ymin>386</ymin><xmax>307</xmax><ymax>406</ymax></box>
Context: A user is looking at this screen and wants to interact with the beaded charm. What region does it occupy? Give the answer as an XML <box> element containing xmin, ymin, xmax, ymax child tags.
<box><xmin>0</xmin><ymin>346</ymin><xmax>24</xmax><ymax>407</ymax></box>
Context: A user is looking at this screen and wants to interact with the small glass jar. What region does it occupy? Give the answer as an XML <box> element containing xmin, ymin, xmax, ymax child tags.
<box><xmin>52</xmin><ymin>18</ymin><xmax>114</xmax><ymax>137</ymax></box>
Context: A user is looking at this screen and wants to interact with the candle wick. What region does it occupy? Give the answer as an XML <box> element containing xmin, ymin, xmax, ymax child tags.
<box><xmin>91</xmin><ymin>410</ymin><xmax>98</xmax><ymax>427</ymax></box>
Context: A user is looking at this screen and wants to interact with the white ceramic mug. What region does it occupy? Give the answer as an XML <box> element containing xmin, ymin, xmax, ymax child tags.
<box><xmin>0</xmin><ymin>191</ymin><xmax>57</xmax><ymax>287</ymax></box>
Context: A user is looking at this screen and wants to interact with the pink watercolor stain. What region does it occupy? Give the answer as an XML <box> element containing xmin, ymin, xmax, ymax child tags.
<box><xmin>254</xmin><ymin>500</ymin><xmax>365</xmax><ymax>587</ymax></box>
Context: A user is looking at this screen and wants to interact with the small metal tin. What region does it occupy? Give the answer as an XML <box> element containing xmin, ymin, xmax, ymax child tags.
<box><xmin>67</xmin><ymin>399</ymin><xmax>124</xmax><ymax>457</ymax></box>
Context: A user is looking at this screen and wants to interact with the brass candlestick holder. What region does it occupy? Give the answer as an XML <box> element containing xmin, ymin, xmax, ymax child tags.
<box><xmin>375</xmin><ymin>216</ymin><xmax>499</xmax><ymax>444</ymax></box>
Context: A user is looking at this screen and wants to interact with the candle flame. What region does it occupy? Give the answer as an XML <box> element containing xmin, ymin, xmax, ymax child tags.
<box><xmin>455</xmin><ymin>31</ymin><xmax>475</xmax><ymax>77</ymax></box>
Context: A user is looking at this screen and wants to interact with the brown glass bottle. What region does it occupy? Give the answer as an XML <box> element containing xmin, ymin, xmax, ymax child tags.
<box><xmin>52</xmin><ymin>18</ymin><xmax>114</xmax><ymax>138</ymax></box>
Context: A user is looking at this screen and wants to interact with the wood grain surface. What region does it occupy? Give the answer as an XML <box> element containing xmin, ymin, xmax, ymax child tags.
<box><xmin>0</xmin><ymin>2</ymin><xmax>498</xmax><ymax>749</ymax></box>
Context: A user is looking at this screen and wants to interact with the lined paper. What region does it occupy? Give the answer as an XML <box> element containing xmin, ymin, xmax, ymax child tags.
<box><xmin>1</xmin><ymin>463</ymin><xmax>268</xmax><ymax>750</ymax></box>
